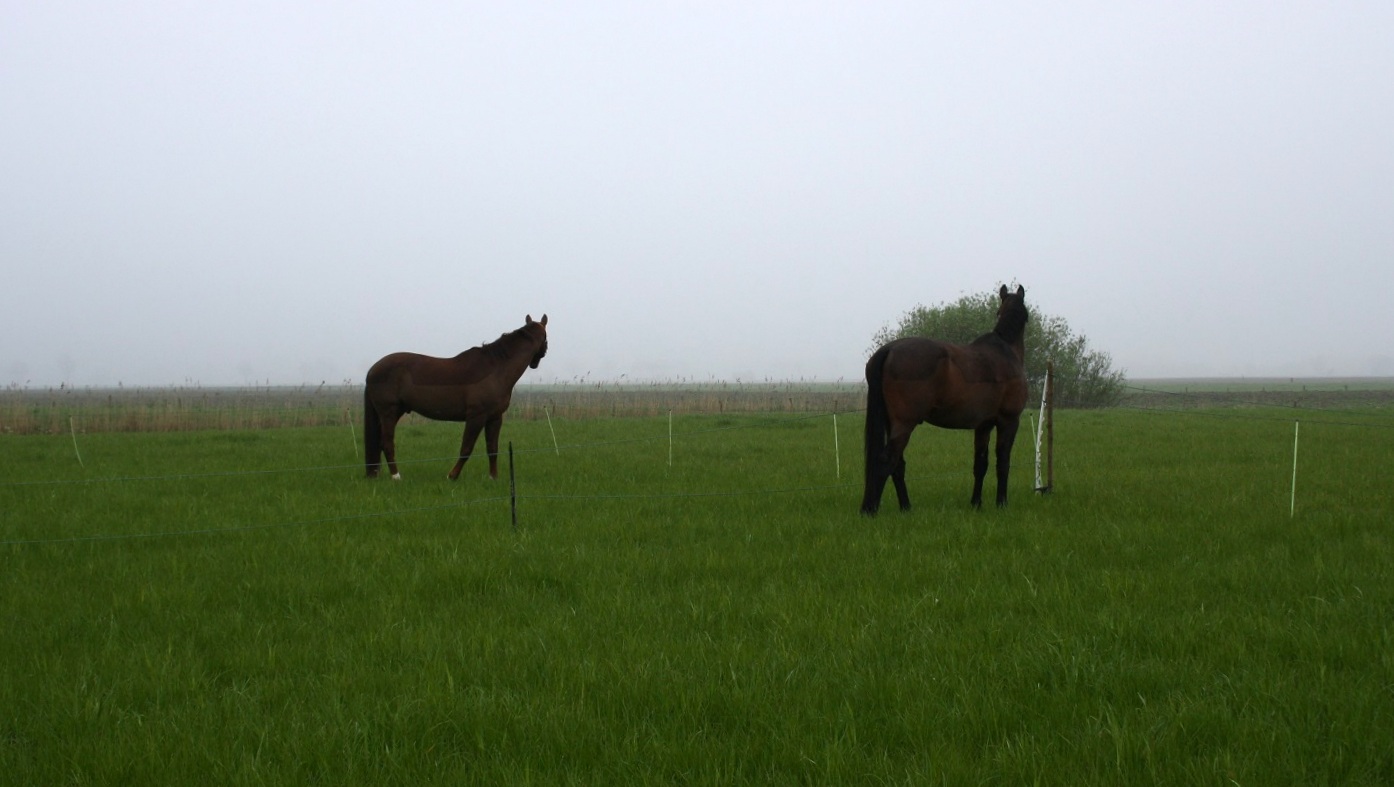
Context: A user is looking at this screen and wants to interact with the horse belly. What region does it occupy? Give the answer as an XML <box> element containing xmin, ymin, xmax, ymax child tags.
<box><xmin>404</xmin><ymin>385</ymin><xmax>474</xmax><ymax>421</ymax></box>
<box><xmin>924</xmin><ymin>382</ymin><xmax>1006</xmax><ymax>429</ymax></box>
<box><xmin>925</xmin><ymin>407</ymin><xmax>993</xmax><ymax>430</ymax></box>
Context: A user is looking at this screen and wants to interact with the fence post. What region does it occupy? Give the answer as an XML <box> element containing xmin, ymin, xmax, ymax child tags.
<box><xmin>70</xmin><ymin>416</ymin><xmax>84</xmax><ymax>468</ymax></box>
<box><xmin>1035</xmin><ymin>361</ymin><xmax>1054</xmax><ymax>494</ymax></box>
<box><xmin>1290</xmin><ymin>420</ymin><xmax>1299</xmax><ymax>518</ymax></box>
<box><xmin>833</xmin><ymin>412</ymin><xmax>841</xmax><ymax>479</ymax></box>
<box><xmin>1046</xmin><ymin>359</ymin><xmax>1054</xmax><ymax>492</ymax></box>
<box><xmin>509</xmin><ymin>442</ymin><xmax>518</xmax><ymax>531</ymax></box>
<box><xmin>544</xmin><ymin>406</ymin><xmax>560</xmax><ymax>455</ymax></box>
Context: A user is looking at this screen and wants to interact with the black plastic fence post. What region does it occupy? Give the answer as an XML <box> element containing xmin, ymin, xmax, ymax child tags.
<box><xmin>508</xmin><ymin>441</ymin><xmax>517</xmax><ymax>531</ymax></box>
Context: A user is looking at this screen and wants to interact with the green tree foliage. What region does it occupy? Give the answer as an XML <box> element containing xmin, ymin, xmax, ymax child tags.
<box><xmin>871</xmin><ymin>288</ymin><xmax>1126</xmax><ymax>408</ymax></box>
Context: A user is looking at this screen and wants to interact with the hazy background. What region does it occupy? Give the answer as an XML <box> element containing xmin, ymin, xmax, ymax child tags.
<box><xmin>4</xmin><ymin>2</ymin><xmax>1392</xmax><ymax>387</ymax></box>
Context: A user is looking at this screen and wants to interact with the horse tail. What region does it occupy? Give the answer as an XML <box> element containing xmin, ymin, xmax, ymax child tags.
<box><xmin>363</xmin><ymin>389</ymin><xmax>382</xmax><ymax>476</ymax></box>
<box><xmin>863</xmin><ymin>345</ymin><xmax>891</xmax><ymax>478</ymax></box>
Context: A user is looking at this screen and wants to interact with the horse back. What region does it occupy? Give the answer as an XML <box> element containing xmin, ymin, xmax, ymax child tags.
<box><xmin>365</xmin><ymin>350</ymin><xmax>502</xmax><ymax>421</ymax></box>
<box><xmin>368</xmin><ymin>349</ymin><xmax>493</xmax><ymax>388</ymax></box>
<box><xmin>880</xmin><ymin>337</ymin><xmax>1027</xmax><ymax>427</ymax></box>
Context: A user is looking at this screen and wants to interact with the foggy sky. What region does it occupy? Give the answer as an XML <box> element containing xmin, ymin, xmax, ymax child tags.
<box><xmin>4</xmin><ymin>2</ymin><xmax>1392</xmax><ymax>387</ymax></box>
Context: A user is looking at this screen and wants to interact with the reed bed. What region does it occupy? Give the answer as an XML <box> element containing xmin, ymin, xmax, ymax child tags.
<box><xmin>1122</xmin><ymin>378</ymin><xmax>1394</xmax><ymax>411</ymax></box>
<box><xmin>4</xmin><ymin>378</ymin><xmax>1389</xmax><ymax>435</ymax></box>
<box><xmin>0</xmin><ymin>382</ymin><xmax>866</xmax><ymax>435</ymax></box>
<box><xmin>0</xmin><ymin>385</ymin><xmax>361</xmax><ymax>434</ymax></box>
<box><xmin>510</xmin><ymin>382</ymin><xmax>865</xmax><ymax>420</ymax></box>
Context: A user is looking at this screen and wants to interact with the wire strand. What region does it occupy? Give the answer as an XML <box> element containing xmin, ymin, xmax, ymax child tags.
<box><xmin>4</xmin><ymin>393</ymin><xmax>1389</xmax><ymax>546</ymax></box>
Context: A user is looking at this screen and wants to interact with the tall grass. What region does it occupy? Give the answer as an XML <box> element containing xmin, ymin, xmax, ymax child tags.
<box><xmin>2</xmin><ymin>405</ymin><xmax>1392</xmax><ymax>784</ymax></box>
<box><xmin>0</xmin><ymin>382</ymin><xmax>864</xmax><ymax>435</ymax></box>
<box><xmin>0</xmin><ymin>385</ymin><xmax>361</xmax><ymax>434</ymax></box>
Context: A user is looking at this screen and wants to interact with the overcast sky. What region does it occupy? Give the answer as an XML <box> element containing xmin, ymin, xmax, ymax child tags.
<box><xmin>3</xmin><ymin>2</ymin><xmax>1391</xmax><ymax>387</ymax></box>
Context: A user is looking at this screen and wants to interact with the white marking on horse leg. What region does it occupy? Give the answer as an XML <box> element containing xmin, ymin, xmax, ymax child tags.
<box><xmin>391</xmin><ymin>472</ymin><xmax>402</xmax><ymax>481</ymax></box>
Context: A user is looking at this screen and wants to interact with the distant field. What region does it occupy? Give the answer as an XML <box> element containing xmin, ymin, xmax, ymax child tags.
<box><xmin>1122</xmin><ymin>377</ymin><xmax>1394</xmax><ymax>412</ymax></box>
<box><xmin>3</xmin><ymin>404</ymin><xmax>1392</xmax><ymax>784</ymax></box>
<box><xmin>4</xmin><ymin>378</ymin><xmax>1392</xmax><ymax>435</ymax></box>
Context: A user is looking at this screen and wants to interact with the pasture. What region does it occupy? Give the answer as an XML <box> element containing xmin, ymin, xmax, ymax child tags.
<box><xmin>2</xmin><ymin>390</ymin><xmax>1392</xmax><ymax>784</ymax></box>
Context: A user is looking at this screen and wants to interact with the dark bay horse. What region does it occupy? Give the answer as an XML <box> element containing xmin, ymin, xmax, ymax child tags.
<box><xmin>861</xmin><ymin>285</ymin><xmax>1029</xmax><ymax>514</ymax></box>
<box><xmin>364</xmin><ymin>314</ymin><xmax>548</xmax><ymax>480</ymax></box>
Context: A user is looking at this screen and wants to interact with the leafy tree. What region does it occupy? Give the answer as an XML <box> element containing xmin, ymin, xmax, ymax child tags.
<box><xmin>870</xmin><ymin>287</ymin><xmax>1125</xmax><ymax>408</ymax></box>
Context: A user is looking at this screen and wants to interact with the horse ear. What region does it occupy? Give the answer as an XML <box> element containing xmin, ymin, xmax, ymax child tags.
<box><xmin>526</xmin><ymin>314</ymin><xmax>534</xmax><ymax>325</ymax></box>
<box><xmin>1000</xmin><ymin>285</ymin><xmax>1009</xmax><ymax>298</ymax></box>
<box><xmin>540</xmin><ymin>314</ymin><xmax>548</xmax><ymax>326</ymax></box>
<box><xmin>1016</xmin><ymin>285</ymin><xmax>1025</xmax><ymax>297</ymax></box>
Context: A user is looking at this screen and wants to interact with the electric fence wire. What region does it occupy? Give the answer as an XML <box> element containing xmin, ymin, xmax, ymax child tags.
<box><xmin>5</xmin><ymin>381</ymin><xmax>1390</xmax><ymax>546</ymax></box>
<box><xmin>0</xmin><ymin>407</ymin><xmax>866</xmax><ymax>489</ymax></box>
<box><xmin>0</xmin><ymin>407</ymin><xmax>887</xmax><ymax>546</ymax></box>
<box><xmin>0</xmin><ymin>495</ymin><xmax>511</xmax><ymax>547</ymax></box>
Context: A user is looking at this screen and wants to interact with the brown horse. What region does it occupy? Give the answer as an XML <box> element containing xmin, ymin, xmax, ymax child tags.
<box><xmin>364</xmin><ymin>314</ymin><xmax>548</xmax><ymax>480</ymax></box>
<box><xmin>861</xmin><ymin>286</ymin><xmax>1029</xmax><ymax>514</ymax></box>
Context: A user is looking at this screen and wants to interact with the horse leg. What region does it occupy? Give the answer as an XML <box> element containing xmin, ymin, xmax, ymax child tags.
<box><xmin>364</xmin><ymin>400</ymin><xmax>382</xmax><ymax>478</ymax></box>
<box><xmin>971</xmin><ymin>424</ymin><xmax>993</xmax><ymax>508</ymax></box>
<box><xmin>860</xmin><ymin>455</ymin><xmax>890</xmax><ymax>516</ymax></box>
<box><xmin>879</xmin><ymin>422</ymin><xmax>914</xmax><ymax>512</ymax></box>
<box><xmin>483</xmin><ymin>415</ymin><xmax>504</xmax><ymax>480</ymax></box>
<box><xmin>862</xmin><ymin>424</ymin><xmax>912</xmax><ymax>514</ymax></box>
<box><xmin>448</xmin><ymin>420</ymin><xmax>486</xmax><ymax>481</ymax></box>
<box><xmin>860</xmin><ymin>427</ymin><xmax>895</xmax><ymax>516</ymax></box>
<box><xmin>365</xmin><ymin>433</ymin><xmax>380</xmax><ymax>478</ymax></box>
<box><xmin>381</xmin><ymin>411</ymin><xmax>404</xmax><ymax>480</ymax></box>
<box><xmin>994</xmin><ymin>417</ymin><xmax>1020</xmax><ymax>508</ymax></box>
<box><xmin>888</xmin><ymin>428</ymin><xmax>914</xmax><ymax>511</ymax></box>
<box><xmin>890</xmin><ymin>456</ymin><xmax>911</xmax><ymax>511</ymax></box>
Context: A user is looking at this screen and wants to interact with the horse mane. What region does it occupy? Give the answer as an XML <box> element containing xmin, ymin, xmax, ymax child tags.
<box><xmin>480</xmin><ymin>328</ymin><xmax>529</xmax><ymax>360</ymax></box>
<box><xmin>469</xmin><ymin>323</ymin><xmax>546</xmax><ymax>363</ymax></box>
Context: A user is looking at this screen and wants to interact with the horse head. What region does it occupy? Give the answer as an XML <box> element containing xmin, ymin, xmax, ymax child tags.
<box><xmin>525</xmin><ymin>314</ymin><xmax>549</xmax><ymax>368</ymax></box>
<box><xmin>995</xmin><ymin>285</ymin><xmax>1029</xmax><ymax>341</ymax></box>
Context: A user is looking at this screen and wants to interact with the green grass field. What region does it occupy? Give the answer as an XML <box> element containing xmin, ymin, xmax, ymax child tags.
<box><xmin>2</xmin><ymin>402</ymin><xmax>1392</xmax><ymax>784</ymax></box>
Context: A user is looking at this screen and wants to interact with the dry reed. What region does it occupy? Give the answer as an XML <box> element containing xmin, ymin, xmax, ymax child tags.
<box><xmin>0</xmin><ymin>382</ymin><xmax>866</xmax><ymax>435</ymax></box>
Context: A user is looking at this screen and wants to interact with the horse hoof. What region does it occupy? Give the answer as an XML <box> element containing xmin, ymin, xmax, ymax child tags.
<box><xmin>391</xmin><ymin>473</ymin><xmax>402</xmax><ymax>481</ymax></box>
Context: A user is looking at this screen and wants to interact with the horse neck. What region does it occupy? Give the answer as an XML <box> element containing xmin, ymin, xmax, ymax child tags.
<box><xmin>993</xmin><ymin>322</ymin><xmax>1027</xmax><ymax>363</ymax></box>
<box><xmin>1007</xmin><ymin>334</ymin><xmax>1026</xmax><ymax>363</ymax></box>
<box><xmin>486</xmin><ymin>334</ymin><xmax>540</xmax><ymax>381</ymax></box>
<box><xmin>500</xmin><ymin>349</ymin><xmax>535</xmax><ymax>383</ymax></box>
